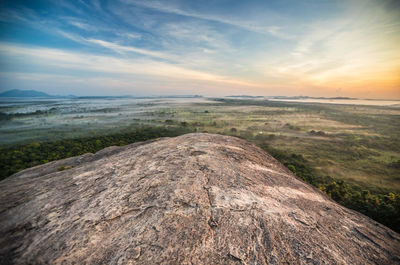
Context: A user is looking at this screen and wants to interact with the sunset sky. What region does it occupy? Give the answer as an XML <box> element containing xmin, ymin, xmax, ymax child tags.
<box><xmin>0</xmin><ymin>0</ymin><xmax>399</xmax><ymax>98</ymax></box>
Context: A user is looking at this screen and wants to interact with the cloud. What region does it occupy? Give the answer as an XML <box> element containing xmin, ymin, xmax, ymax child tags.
<box><xmin>86</xmin><ymin>39</ymin><xmax>172</xmax><ymax>59</ymax></box>
<box><xmin>56</xmin><ymin>28</ymin><xmax>235</xmax><ymax>77</ymax></box>
<box><xmin>119</xmin><ymin>0</ymin><xmax>292</xmax><ymax>38</ymax></box>
<box><xmin>69</xmin><ymin>21</ymin><xmax>98</xmax><ymax>31</ymax></box>
<box><xmin>0</xmin><ymin>43</ymin><xmax>262</xmax><ymax>89</ymax></box>
<box><xmin>57</xmin><ymin>30</ymin><xmax>172</xmax><ymax>60</ymax></box>
<box><xmin>117</xmin><ymin>32</ymin><xmax>142</xmax><ymax>40</ymax></box>
<box><xmin>256</xmin><ymin>0</ymin><xmax>400</xmax><ymax>95</ymax></box>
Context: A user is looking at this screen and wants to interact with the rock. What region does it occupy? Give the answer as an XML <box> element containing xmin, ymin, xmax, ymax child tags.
<box><xmin>0</xmin><ymin>133</ymin><xmax>399</xmax><ymax>264</ymax></box>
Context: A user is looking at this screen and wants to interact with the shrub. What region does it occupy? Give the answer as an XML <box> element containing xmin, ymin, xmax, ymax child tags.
<box><xmin>287</xmin><ymin>164</ymin><xmax>296</xmax><ymax>174</ymax></box>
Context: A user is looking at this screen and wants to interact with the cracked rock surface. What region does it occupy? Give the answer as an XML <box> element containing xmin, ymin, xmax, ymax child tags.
<box><xmin>0</xmin><ymin>133</ymin><xmax>399</xmax><ymax>264</ymax></box>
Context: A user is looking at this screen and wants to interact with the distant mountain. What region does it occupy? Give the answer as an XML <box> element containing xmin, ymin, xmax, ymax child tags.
<box><xmin>270</xmin><ymin>96</ymin><xmax>356</xmax><ymax>100</ymax></box>
<box><xmin>0</xmin><ymin>89</ymin><xmax>53</xmax><ymax>98</ymax></box>
<box><xmin>227</xmin><ymin>95</ymin><xmax>265</xmax><ymax>98</ymax></box>
<box><xmin>75</xmin><ymin>95</ymin><xmax>203</xmax><ymax>99</ymax></box>
<box><xmin>0</xmin><ymin>89</ymin><xmax>77</xmax><ymax>98</ymax></box>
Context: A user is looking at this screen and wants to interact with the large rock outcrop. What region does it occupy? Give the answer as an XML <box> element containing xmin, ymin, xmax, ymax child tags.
<box><xmin>0</xmin><ymin>133</ymin><xmax>399</xmax><ymax>264</ymax></box>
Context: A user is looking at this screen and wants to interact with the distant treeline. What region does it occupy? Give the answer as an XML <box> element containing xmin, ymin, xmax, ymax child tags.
<box><xmin>0</xmin><ymin>126</ymin><xmax>399</xmax><ymax>233</ymax></box>
<box><xmin>0</xmin><ymin>108</ymin><xmax>58</xmax><ymax>120</ymax></box>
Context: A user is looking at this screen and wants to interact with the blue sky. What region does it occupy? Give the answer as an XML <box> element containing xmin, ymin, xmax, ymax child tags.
<box><xmin>0</xmin><ymin>0</ymin><xmax>399</xmax><ymax>98</ymax></box>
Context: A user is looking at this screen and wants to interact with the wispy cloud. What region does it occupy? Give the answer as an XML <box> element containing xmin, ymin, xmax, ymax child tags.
<box><xmin>0</xmin><ymin>43</ymin><xmax>262</xmax><ymax>89</ymax></box>
<box><xmin>254</xmin><ymin>0</ymin><xmax>400</xmax><ymax>96</ymax></box>
<box><xmin>68</xmin><ymin>21</ymin><xmax>98</xmax><ymax>31</ymax></box>
<box><xmin>119</xmin><ymin>0</ymin><xmax>292</xmax><ymax>39</ymax></box>
<box><xmin>86</xmin><ymin>39</ymin><xmax>172</xmax><ymax>59</ymax></box>
<box><xmin>116</xmin><ymin>32</ymin><xmax>141</xmax><ymax>40</ymax></box>
<box><xmin>56</xmin><ymin>27</ymin><xmax>236</xmax><ymax>78</ymax></box>
<box><xmin>57</xmin><ymin>30</ymin><xmax>171</xmax><ymax>60</ymax></box>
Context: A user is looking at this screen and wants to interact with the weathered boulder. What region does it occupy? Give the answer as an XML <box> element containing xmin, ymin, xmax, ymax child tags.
<box><xmin>0</xmin><ymin>133</ymin><xmax>399</xmax><ymax>264</ymax></box>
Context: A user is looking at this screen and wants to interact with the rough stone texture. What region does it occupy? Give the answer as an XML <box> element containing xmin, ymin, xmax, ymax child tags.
<box><xmin>0</xmin><ymin>133</ymin><xmax>399</xmax><ymax>265</ymax></box>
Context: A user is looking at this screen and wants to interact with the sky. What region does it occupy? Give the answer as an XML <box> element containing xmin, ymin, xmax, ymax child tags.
<box><xmin>0</xmin><ymin>0</ymin><xmax>399</xmax><ymax>98</ymax></box>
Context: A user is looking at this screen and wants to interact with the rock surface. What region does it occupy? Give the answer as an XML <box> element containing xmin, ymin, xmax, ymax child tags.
<box><xmin>0</xmin><ymin>133</ymin><xmax>399</xmax><ymax>264</ymax></box>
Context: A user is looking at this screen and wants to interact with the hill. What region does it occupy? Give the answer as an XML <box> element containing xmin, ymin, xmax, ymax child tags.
<box><xmin>0</xmin><ymin>89</ymin><xmax>54</xmax><ymax>98</ymax></box>
<box><xmin>0</xmin><ymin>133</ymin><xmax>399</xmax><ymax>264</ymax></box>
